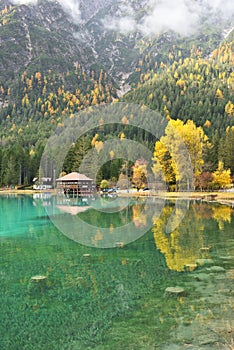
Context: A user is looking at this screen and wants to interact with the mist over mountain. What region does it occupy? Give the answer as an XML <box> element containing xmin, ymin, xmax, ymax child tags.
<box><xmin>1</xmin><ymin>0</ymin><xmax>233</xmax><ymax>84</ymax></box>
<box><xmin>11</xmin><ymin>0</ymin><xmax>234</xmax><ymax>31</ymax></box>
<box><xmin>101</xmin><ymin>0</ymin><xmax>234</xmax><ymax>36</ymax></box>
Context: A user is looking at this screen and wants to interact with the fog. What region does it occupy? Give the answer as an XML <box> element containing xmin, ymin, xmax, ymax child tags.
<box><xmin>11</xmin><ymin>0</ymin><xmax>234</xmax><ymax>36</ymax></box>
<box><xmin>102</xmin><ymin>0</ymin><xmax>234</xmax><ymax>36</ymax></box>
<box><xmin>12</xmin><ymin>0</ymin><xmax>81</xmax><ymax>22</ymax></box>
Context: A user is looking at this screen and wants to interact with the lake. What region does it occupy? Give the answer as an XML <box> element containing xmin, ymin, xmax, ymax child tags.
<box><xmin>0</xmin><ymin>194</ymin><xmax>233</xmax><ymax>349</ymax></box>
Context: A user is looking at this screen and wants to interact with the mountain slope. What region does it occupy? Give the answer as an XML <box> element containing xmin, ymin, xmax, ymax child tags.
<box><xmin>0</xmin><ymin>0</ymin><xmax>117</xmax><ymax>144</ymax></box>
<box><xmin>123</xmin><ymin>35</ymin><xmax>234</xmax><ymax>136</ymax></box>
<box><xmin>83</xmin><ymin>0</ymin><xmax>234</xmax><ymax>87</ymax></box>
<box><xmin>0</xmin><ymin>0</ymin><xmax>233</xmax><ymax>186</ymax></box>
<box><xmin>0</xmin><ymin>0</ymin><xmax>97</xmax><ymax>84</ymax></box>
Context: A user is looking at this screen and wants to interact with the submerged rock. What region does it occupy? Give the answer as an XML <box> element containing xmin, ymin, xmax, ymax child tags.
<box><xmin>83</xmin><ymin>253</ymin><xmax>91</xmax><ymax>258</ymax></box>
<box><xmin>28</xmin><ymin>275</ymin><xmax>48</xmax><ymax>293</ymax></box>
<box><xmin>31</xmin><ymin>275</ymin><xmax>47</xmax><ymax>283</ymax></box>
<box><xmin>185</xmin><ymin>263</ymin><xmax>198</xmax><ymax>271</ymax></box>
<box><xmin>115</xmin><ymin>241</ymin><xmax>125</xmax><ymax>248</ymax></box>
<box><xmin>165</xmin><ymin>286</ymin><xmax>186</xmax><ymax>296</ymax></box>
<box><xmin>200</xmin><ymin>247</ymin><xmax>210</xmax><ymax>253</ymax></box>
<box><xmin>162</xmin><ymin>345</ymin><xmax>182</xmax><ymax>350</ymax></box>
<box><xmin>219</xmin><ymin>256</ymin><xmax>234</xmax><ymax>260</ymax></box>
<box><xmin>196</xmin><ymin>258</ymin><xmax>214</xmax><ymax>266</ymax></box>
<box><xmin>206</xmin><ymin>266</ymin><xmax>225</xmax><ymax>273</ymax></box>
<box><xmin>193</xmin><ymin>273</ymin><xmax>211</xmax><ymax>282</ymax></box>
<box><xmin>197</xmin><ymin>333</ymin><xmax>219</xmax><ymax>346</ymax></box>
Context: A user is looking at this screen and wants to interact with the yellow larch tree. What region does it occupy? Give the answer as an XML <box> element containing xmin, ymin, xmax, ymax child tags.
<box><xmin>212</xmin><ymin>161</ymin><xmax>232</xmax><ymax>189</ymax></box>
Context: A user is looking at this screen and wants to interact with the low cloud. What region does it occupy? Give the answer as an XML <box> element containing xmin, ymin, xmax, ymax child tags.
<box><xmin>102</xmin><ymin>0</ymin><xmax>234</xmax><ymax>36</ymax></box>
<box><xmin>60</xmin><ymin>0</ymin><xmax>81</xmax><ymax>22</ymax></box>
<box><xmin>102</xmin><ymin>3</ymin><xmax>137</xmax><ymax>33</ymax></box>
<box><xmin>12</xmin><ymin>0</ymin><xmax>36</xmax><ymax>3</ymax></box>
<box><xmin>104</xmin><ymin>16</ymin><xmax>136</xmax><ymax>33</ymax></box>
<box><xmin>11</xmin><ymin>0</ymin><xmax>234</xmax><ymax>35</ymax></box>
<box><xmin>139</xmin><ymin>0</ymin><xmax>200</xmax><ymax>36</ymax></box>
<box><xmin>12</xmin><ymin>0</ymin><xmax>81</xmax><ymax>22</ymax></box>
<box><xmin>205</xmin><ymin>0</ymin><xmax>234</xmax><ymax>15</ymax></box>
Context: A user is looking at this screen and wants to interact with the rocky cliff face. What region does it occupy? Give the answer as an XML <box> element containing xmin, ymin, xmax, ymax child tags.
<box><xmin>79</xmin><ymin>0</ymin><xmax>114</xmax><ymax>21</ymax></box>
<box><xmin>0</xmin><ymin>0</ymin><xmax>233</xmax><ymax>88</ymax></box>
<box><xmin>0</xmin><ymin>0</ymin><xmax>97</xmax><ymax>82</ymax></box>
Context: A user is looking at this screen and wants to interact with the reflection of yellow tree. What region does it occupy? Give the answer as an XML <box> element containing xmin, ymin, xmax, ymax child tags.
<box><xmin>132</xmin><ymin>203</ymin><xmax>147</xmax><ymax>228</ymax></box>
<box><xmin>153</xmin><ymin>206</ymin><xmax>204</xmax><ymax>271</ymax></box>
<box><xmin>109</xmin><ymin>224</ymin><xmax>114</xmax><ymax>233</ymax></box>
<box><xmin>91</xmin><ymin>230</ymin><xmax>103</xmax><ymax>246</ymax></box>
<box><xmin>212</xmin><ymin>205</ymin><xmax>232</xmax><ymax>230</ymax></box>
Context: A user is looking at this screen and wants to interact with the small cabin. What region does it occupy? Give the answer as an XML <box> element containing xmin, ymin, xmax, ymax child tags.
<box><xmin>56</xmin><ymin>172</ymin><xmax>96</xmax><ymax>197</ymax></box>
<box><xmin>33</xmin><ymin>177</ymin><xmax>53</xmax><ymax>190</ymax></box>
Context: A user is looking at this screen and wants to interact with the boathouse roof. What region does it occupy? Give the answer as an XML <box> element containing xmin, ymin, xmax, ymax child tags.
<box><xmin>56</xmin><ymin>172</ymin><xmax>93</xmax><ymax>182</ymax></box>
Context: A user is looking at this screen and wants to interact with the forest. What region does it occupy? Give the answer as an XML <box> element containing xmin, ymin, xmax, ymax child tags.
<box><xmin>0</xmin><ymin>13</ymin><xmax>233</xmax><ymax>190</ymax></box>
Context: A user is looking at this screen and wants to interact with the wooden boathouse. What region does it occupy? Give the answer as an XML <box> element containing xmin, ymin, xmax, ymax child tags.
<box><xmin>56</xmin><ymin>172</ymin><xmax>96</xmax><ymax>197</ymax></box>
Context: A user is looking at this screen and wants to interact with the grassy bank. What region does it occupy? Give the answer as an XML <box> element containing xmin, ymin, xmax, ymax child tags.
<box><xmin>120</xmin><ymin>190</ymin><xmax>234</xmax><ymax>203</ymax></box>
<box><xmin>0</xmin><ymin>188</ymin><xmax>56</xmax><ymax>195</ymax></box>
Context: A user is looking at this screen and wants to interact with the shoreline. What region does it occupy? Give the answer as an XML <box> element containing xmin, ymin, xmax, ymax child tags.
<box><xmin>0</xmin><ymin>189</ymin><xmax>56</xmax><ymax>195</ymax></box>
<box><xmin>0</xmin><ymin>189</ymin><xmax>233</xmax><ymax>206</ymax></box>
<box><xmin>121</xmin><ymin>190</ymin><xmax>234</xmax><ymax>206</ymax></box>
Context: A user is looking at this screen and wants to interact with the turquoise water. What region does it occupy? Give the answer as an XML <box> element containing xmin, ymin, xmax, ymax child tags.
<box><xmin>0</xmin><ymin>194</ymin><xmax>233</xmax><ymax>349</ymax></box>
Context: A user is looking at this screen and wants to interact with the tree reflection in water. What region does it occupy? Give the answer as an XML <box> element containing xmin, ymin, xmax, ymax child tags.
<box><xmin>153</xmin><ymin>201</ymin><xmax>233</xmax><ymax>271</ymax></box>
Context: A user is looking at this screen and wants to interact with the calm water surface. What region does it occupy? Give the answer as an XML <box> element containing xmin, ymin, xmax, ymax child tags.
<box><xmin>0</xmin><ymin>194</ymin><xmax>233</xmax><ymax>349</ymax></box>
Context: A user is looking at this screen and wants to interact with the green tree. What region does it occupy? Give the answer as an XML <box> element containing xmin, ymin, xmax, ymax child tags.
<box><xmin>63</xmin><ymin>136</ymin><xmax>91</xmax><ymax>174</ymax></box>
<box><xmin>203</xmin><ymin>130</ymin><xmax>219</xmax><ymax>172</ymax></box>
<box><xmin>218</xmin><ymin>126</ymin><xmax>234</xmax><ymax>175</ymax></box>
